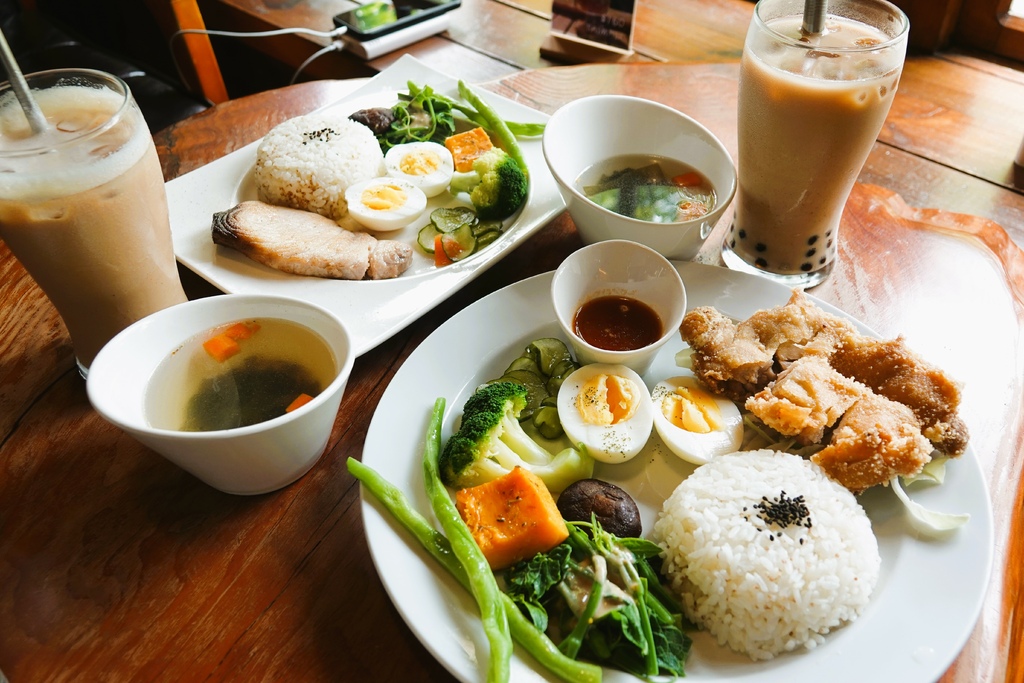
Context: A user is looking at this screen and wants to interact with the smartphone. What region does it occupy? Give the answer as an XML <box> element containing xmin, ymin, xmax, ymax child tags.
<box><xmin>333</xmin><ymin>0</ymin><xmax>461</xmax><ymax>40</ymax></box>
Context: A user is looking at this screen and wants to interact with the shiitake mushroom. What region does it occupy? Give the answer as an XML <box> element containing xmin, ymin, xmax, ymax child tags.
<box><xmin>557</xmin><ymin>478</ymin><xmax>642</xmax><ymax>538</ymax></box>
<box><xmin>348</xmin><ymin>107</ymin><xmax>396</xmax><ymax>136</ymax></box>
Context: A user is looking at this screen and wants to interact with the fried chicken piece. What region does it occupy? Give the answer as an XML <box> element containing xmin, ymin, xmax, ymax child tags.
<box><xmin>811</xmin><ymin>393</ymin><xmax>934</xmax><ymax>493</ymax></box>
<box><xmin>829</xmin><ymin>334</ymin><xmax>968</xmax><ymax>456</ymax></box>
<box><xmin>745</xmin><ymin>356</ymin><xmax>868</xmax><ymax>444</ymax></box>
<box><xmin>680</xmin><ymin>290</ymin><xmax>855</xmax><ymax>401</ymax></box>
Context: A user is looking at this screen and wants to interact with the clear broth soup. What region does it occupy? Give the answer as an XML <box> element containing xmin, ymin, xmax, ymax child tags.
<box><xmin>145</xmin><ymin>317</ymin><xmax>337</xmax><ymax>432</ymax></box>
<box><xmin>576</xmin><ymin>154</ymin><xmax>716</xmax><ymax>223</ymax></box>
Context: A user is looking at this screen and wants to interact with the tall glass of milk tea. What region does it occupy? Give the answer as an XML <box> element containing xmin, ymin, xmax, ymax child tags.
<box><xmin>0</xmin><ymin>69</ymin><xmax>188</xmax><ymax>376</ymax></box>
<box><xmin>721</xmin><ymin>0</ymin><xmax>909</xmax><ymax>288</ymax></box>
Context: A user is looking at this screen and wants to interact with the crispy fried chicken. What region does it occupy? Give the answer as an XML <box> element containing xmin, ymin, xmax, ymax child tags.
<box><xmin>811</xmin><ymin>393</ymin><xmax>934</xmax><ymax>493</ymax></box>
<box><xmin>680</xmin><ymin>290</ymin><xmax>855</xmax><ymax>401</ymax></box>
<box><xmin>678</xmin><ymin>289</ymin><xmax>968</xmax><ymax>492</ymax></box>
<box><xmin>745</xmin><ymin>355</ymin><xmax>868</xmax><ymax>445</ymax></box>
<box><xmin>829</xmin><ymin>335</ymin><xmax>969</xmax><ymax>456</ymax></box>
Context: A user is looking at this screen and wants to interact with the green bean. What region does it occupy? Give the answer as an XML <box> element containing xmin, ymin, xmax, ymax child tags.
<box><xmin>452</xmin><ymin>108</ymin><xmax>545</xmax><ymax>138</ymax></box>
<box><xmin>557</xmin><ymin>571</ymin><xmax>603</xmax><ymax>659</ymax></box>
<box><xmin>421</xmin><ymin>398</ymin><xmax>511</xmax><ymax>683</ymax></box>
<box><xmin>636</xmin><ymin>578</ymin><xmax>659</xmax><ymax>678</ymax></box>
<box><xmin>504</xmin><ymin>121</ymin><xmax>546</xmax><ymax>138</ymax></box>
<box><xmin>457</xmin><ymin>80</ymin><xmax>529</xmax><ymax>178</ymax></box>
<box><xmin>347</xmin><ymin>456</ymin><xmax>603</xmax><ymax>683</ymax></box>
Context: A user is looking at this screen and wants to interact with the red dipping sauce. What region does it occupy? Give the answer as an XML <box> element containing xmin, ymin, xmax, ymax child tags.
<box><xmin>573</xmin><ymin>295</ymin><xmax>663</xmax><ymax>351</ymax></box>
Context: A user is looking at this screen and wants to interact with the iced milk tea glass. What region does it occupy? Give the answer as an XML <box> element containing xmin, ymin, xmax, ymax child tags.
<box><xmin>0</xmin><ymin>68</ymin><xmax>187</xmax><ymax>377</ymax></box>
<box><xmin>721</xmin><ymin>0</ymin><xmax>909</xmax><ymax>288</ymax></box>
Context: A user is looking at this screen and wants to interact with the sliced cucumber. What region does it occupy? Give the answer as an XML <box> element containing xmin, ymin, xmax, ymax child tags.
<box><xmin>526</xmin><ymin>338</ymin><xmax>575</xmax><ymax>376</ymax></box>
<box><xmin>475</xmin><ymin>230</ymin><xmax>501</xmax><ymax>250</ymax></box>
<box><xmin>431</xmin><ymin>206</ymin><xmax>476</xmax><ymax>233</ymax></box>
<box><xmin>440</xmin><ymin>222</ymin><xmax>476</xmax><ymax>262</ymax></box>
<box><xmin>505</xmin><ymin>356</ymin><xmax>543</xmax><ymax>377</ymax></box>
<box><xmin>472</xmin><ymin>219</ymin><xmax>503</xmax><ymax>236</ymax></box>
<box><xmin>417</xmin><ymin>223</ymin><xmax>439</xmax><ymax>253</ymax></box>
<box><xmin>532</xmin><ymin>405</ymin><xmax>563</xmax><ymax>440</ymax></box>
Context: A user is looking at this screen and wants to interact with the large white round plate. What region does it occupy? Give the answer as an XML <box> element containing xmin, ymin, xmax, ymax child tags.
<box><xmin>165</xmin><ymin>54</ymin><xmax>564</xmax><ymax>357</ymax></box>
<box><xmin>359</xmin><ymin>261</ymin><xmax>993</xmax><ymax>683</ymax></box>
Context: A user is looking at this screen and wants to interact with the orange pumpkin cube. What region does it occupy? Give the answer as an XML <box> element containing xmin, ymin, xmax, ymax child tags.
<box><xmin>455</xmin><ymin>467</ymin><xmax>569</xmax><ymax>571</ymax></box>
<box><xmin>445</xmin><ymin>127</ymin><xmax>494</xmax><ymax>173</ymax></box>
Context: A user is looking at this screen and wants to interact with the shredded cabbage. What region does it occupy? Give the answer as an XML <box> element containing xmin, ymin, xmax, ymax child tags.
<box><xmin>902</xmin><ymin>456</ymin><xmax>948</xmax><ymax>485</ymax></box>
<box><xmin>674</xmin><ymin>346</ymin><xmax>694</xmax><ymax>369</ymax></box>
<box><xmin>890</xmin><ymin>474</ymin><xmax>969</xmax><ymax>535</ymax></box>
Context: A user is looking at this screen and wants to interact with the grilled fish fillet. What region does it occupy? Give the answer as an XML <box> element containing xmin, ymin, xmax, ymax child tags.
<box><xmin>212</xmin><ymin>200</ymin><xmax>413</xmax><ymax>280</ymax></box>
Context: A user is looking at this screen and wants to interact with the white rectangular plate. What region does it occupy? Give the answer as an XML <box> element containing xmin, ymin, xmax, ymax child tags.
<box><xmin>166</xmin><ymin>54</ymin><xmax>565</xmax><ymax>355</ymax></box>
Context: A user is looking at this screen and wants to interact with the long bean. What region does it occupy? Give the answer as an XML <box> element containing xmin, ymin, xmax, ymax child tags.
<box><xmin>347</xmin><ymin>457</ymin><xmax>603</xmax><ymax>683</ymax></box>
<box><xmin>421</xmin><ymin>398</ymin><xmax>511</xmax><ymax>683</ymax></box>
<box><xmin>457</xmin><ymin>80</ymin><xmax>529</xmax><ymax>178</ymax></box>
<box><xmin>453</xmin><ymin>108</ymin><xmax>545</xmax><ymax>138</ymax></box>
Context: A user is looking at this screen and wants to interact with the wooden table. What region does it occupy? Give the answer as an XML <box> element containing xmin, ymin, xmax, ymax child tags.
<box><xmin>195</xmin><ymin>0</ymin><xmax>1024</xmax><ymax>246</ymax></box>
<box><xmin>4</xmin><ymin>10</ymin><xmax>1024</xmax><ymax>683</ymax></box>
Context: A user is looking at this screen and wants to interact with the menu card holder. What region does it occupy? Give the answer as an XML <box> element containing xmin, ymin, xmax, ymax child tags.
<box><xmin>541</xmin><ymin>0</ymin><xmax>636</xmax><ymax>64</ymax></box>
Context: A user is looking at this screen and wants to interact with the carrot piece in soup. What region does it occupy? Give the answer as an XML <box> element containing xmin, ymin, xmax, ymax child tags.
<box><xmin>672</xmin><ymin>171</ymin><xmax>704</xmax><ymax>187</ymax></box>
<box><xmin>434</xmin><ymin>234</ymin><xmax>453</xmax><ymax>267</ymax></box>
<box><xmin>445</xmin><ymin>127</ymin><xmax>494</xmax><ymax>173</ymax></box>
<box><xmin>454</xmin><ymin>466</ymin><xmax>570</xmax><ymax>570</ymax></box>
<box><xmin>286</xmin><ymin>393</ymin><xmax>315</xmax><ymax>412</ymax></box>
<box><xmin>203</xmin><ymin>334</ymin><xmax>240</xmax><ymax>362</ymax></box>
<box><xmin>224</xmin><ymin>321</ymin><xmax>260</xmax><ymax>340</ymax></box>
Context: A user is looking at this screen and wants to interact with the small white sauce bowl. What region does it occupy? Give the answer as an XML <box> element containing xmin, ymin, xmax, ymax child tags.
<box><xmin>551</xmin><ymin>239</ymin><xmax>686</xmax><ymax>376</ymax></box>
<box><xmin>86</xmin><ymin>294</ymin><xmax>354</xmax><ymax>495</ymax></box>
<box><xmin>543</xmin><ymin>94</ymin><xmax>736</xmax><ymax>260</ymax></box>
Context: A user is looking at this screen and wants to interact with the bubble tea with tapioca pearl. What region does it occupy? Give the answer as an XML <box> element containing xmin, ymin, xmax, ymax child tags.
<box><xmin>722</xmin><ymin>0</ymin><xmax>909</xmax><ymax>288</ymax></box>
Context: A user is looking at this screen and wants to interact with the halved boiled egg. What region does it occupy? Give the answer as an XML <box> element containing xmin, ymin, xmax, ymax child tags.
<box><xmin>651</xmin><ymin>375</ymin><xmax>743</xmax><ymax>464</ymax></box>
<box><xmin>557</xmin><ymin>363</ymin><xmax>654</xmax><ymax>464</ymax></box>
<box><xmin>344</xmin><ymin>177</ymin><xmax>428</xmax><ymax>231</ymax></box>
<box><xmin>384</xmin><ymin>141</ymin><xmax>455</xmax><ymax>197</ymax></box>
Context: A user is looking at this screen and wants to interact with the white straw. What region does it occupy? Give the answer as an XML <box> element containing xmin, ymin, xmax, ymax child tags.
<box><xmin>0</xmin><ymin>27</ymin><xmax>48</xmax><ymax>134</ymax></box>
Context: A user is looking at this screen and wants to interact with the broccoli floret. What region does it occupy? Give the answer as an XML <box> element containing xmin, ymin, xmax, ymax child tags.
<box><xmin>439</xmin><ymin>381</ymin><xmax>593</xmax><ymax>493</ymax></box>
<box><xmin>448</xmin><ymin>148</ymin><xmax>528</xmax><ymax>221</ymax></box>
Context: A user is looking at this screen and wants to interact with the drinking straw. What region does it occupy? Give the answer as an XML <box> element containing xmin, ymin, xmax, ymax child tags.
<box><xmin>0</xmin><ymin>27</ymin><xmax>48</xmax><ymax>134</ymax></box>
<box><xmin>802</xmin><ymin>0</ymin><xmax>827</xmax><ymax>35</ymax></box>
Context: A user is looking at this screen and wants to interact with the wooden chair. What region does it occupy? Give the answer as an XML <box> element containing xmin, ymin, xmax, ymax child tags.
<box><xmin>145</xmin><ymin>0</ymin><xmax>229</xmax><ymax>104</ymax></box>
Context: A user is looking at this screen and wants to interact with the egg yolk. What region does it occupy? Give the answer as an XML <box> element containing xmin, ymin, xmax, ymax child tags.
<box><xmin>361</xmin><ymin>183</ymin><xmax>408</xmax><ymax>211</ymax></box>
<box><xmin>399</xmin><ymin>150</ymin><xmax>442</xmax><ymax>176</ymax></box>
<box><xmin>576</xmin><ymin>374</ymin><xmax>639</xmax><ymax>426</ymax></box>
<box><xmin>660</xmin><ymin>385</ymin><xmax>724</xmax><ymax>434</ymax></box>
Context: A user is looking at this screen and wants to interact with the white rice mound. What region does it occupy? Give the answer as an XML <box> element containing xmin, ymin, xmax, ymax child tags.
<box><xmin>652</xmin><ymin>449</ymin><xmax>880</xmax><ymax>661</ymax></box>
<box><xmin>254</xmin><ymin>114</ymin><xmax>384</xmax><ymax>220</ymax></box>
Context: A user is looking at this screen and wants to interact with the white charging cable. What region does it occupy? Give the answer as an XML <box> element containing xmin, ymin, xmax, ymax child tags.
<box><xmin>168</xmin><ymin>25</ymin><xmax>349</xmax><ymax>99</ymax></box>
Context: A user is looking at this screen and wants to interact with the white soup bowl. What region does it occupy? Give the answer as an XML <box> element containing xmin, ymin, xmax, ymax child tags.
<box><xmin>86</xmin><ymin>294</ymin><xmax>354</xmax><ymax>495</ymax></box>
<box><xmin>543</xmin><ymin>94</ymin><xmax>736</xmax><ymax>260</ymax></box>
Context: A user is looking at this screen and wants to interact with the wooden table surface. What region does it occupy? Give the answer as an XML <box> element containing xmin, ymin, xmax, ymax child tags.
<box><xmin>3</xmin><ymin>1</ymin><xmax>1024</xmax><ymax>682</ymax></box>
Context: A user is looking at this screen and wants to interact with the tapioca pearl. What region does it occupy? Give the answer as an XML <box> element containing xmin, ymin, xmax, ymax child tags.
<box><xmin>801</xmin><ymin>262</ymin><xmax>813</xmax><ymax>272</ymax></box>
<box><xmin>806</xmin><ymin>247</ymin><xmax>816</xmax><ymax>257</ymax></box>
<box><xmin>755</xmin><ymin>257</ymin><xmax>768</xmax><ymax>268</ymax></box>
<box><xmin>826</xmin><ymin>238</ymin><xmax>834</xmax><ymax>248</ymax></box>
<box><xmin>729</xmin><ymin>238</ymin><xmax>737</xmax><ymax>248</ymax></box>
<box><xmin>807</xmin><ymin>235</ymin><xmax>819</xmax><ymax>245</ymax></box>
<box><xmin>819</xmin><ymin>256</ymin><xmax>827</xmax><ymax>265</ymax></box>
<box><xmin>738</xmin><ymin>229</ymin><xmax>747</xmax><ymax>239</ymax></box>
<box><xmin>755</xmin><ymin>243</ymin><xmax>766</xmax><ymax>252</ymax></box>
